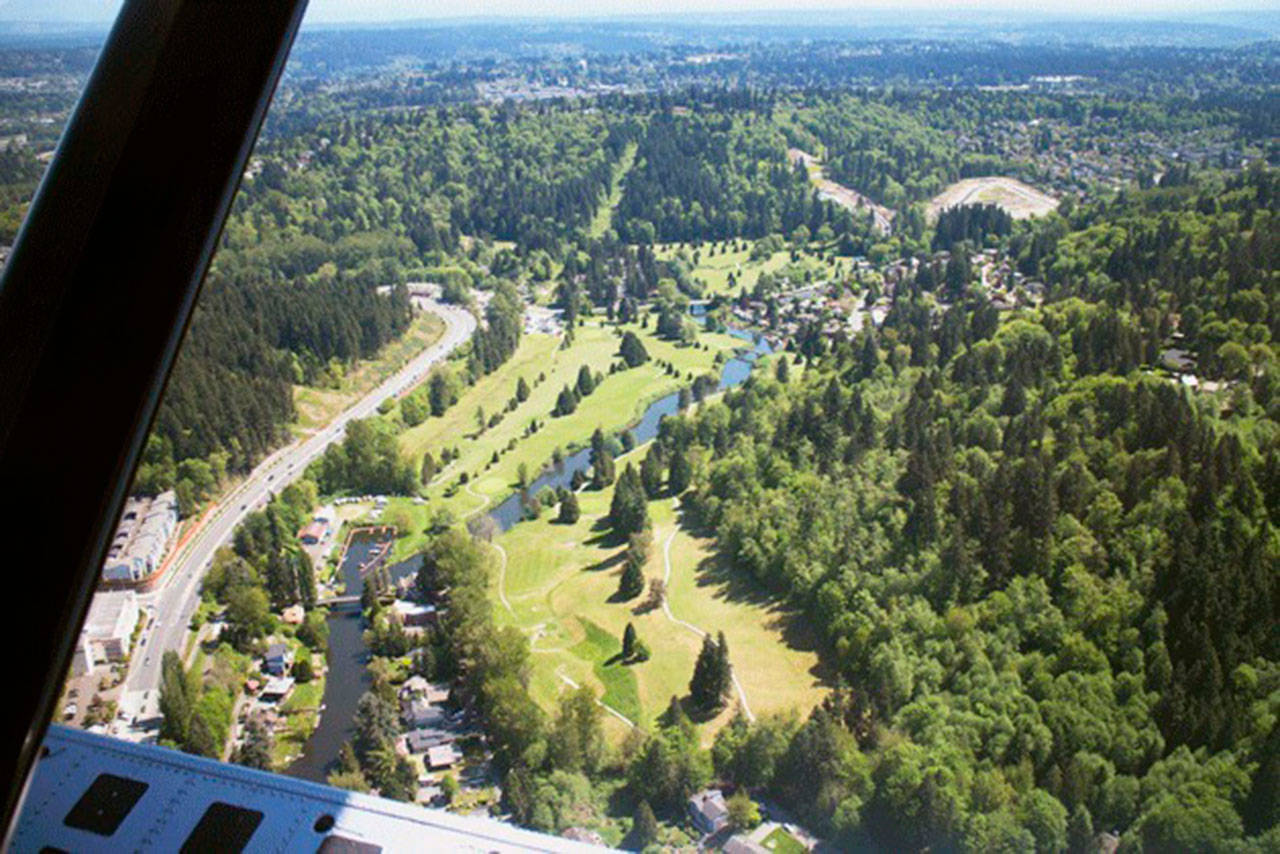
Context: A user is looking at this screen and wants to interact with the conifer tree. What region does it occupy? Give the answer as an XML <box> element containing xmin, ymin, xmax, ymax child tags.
<box><xmin>557</xmin><ymin>491</ymin><xmax>580</xmax><ymax>524</ymax></box>
<box><xmin>610</xmin><ymin>464</ymin><xmax>649</xmax><ymax>535</ymax></box>
<box><xmin>668</xmin><ymin>448</ymin><xmax>693</xmax><ymax>494</ymax></box>
<box><xmin>633</xmin><ymin>800</ymin><xmax>660</xmax><ymax>849</ymax></box>
<box><xmin>689</xmin><ymin>634</ymin><xmax>723</xmax><ymax>711</ymax></box>
<box><xmin>577</xmin><ymin>364</ymin><xmax>596</xmax><ymax>397</ymax></box>
<box><xmin>623</xmin><ymin>622</ymin><xmax>637</xmax><ymax>660</ymax></box>
<box><xmin>618</xmin><ymin>552</ymin><xmax>645</xmax><ymax>600</ymax></box>
<box><xmin>640</xmin><ymin>444</ymin><xmax>666</xmax><ymax>498</ymax></box>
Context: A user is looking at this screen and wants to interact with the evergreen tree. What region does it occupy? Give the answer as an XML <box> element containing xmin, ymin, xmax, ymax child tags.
<box><xmin>591</xmin><ymin>430</ymin><xmax>616</xmax><ymax>489</ymax></box>
<box><xmin>618</xmin><ymin>553</ymin><xmax>645</xmax><ymax>600</ymax></box>
<box><xmin>623</xmin><ymin>622</ymin><xmax>637</xmax><ymax>660</ymax></box>
<box><xmin>689</xmin><ymin>634</ymin><xmax>728</xmax><ymax>711</ymax></box>
<box><xmin>640</xmin><ymin>444</ymin><xmax>666</xmax><ymax>498</ymax></box>
<box><xmin>158</xmin><ymin>650</ymin><xmax>196</xmax><ymax>748</ymax></box>
<box><xmin>610</xmin><ymin>464</ymin><xmax>650</xmax><ymax>536</ymax></box>
<box><xmin>619</xmin><ymin>331</ymin><xmax>650</xmax><ymax>367</ymax></box>
<box><xmin>557</xmin><ymin>491</ymin><xmax>580</xmax><ymax>524</ymax></box>
<box><xmin>516</xmin><ymin>376</ymin><xmax>530</xmax><ymax>402</ymax></box>
<box><xmin>235</xmin><ymin>716</ymin><xmax>273</xmax><ymax>770</ymax></box>
<box><xmin>577</xmin><ymin>364</ymin><xmax>596</xmax><ymax>397</ymax></box>
<box><xmin>668</xmin><ymin>448</ymin><xmax>692</xmax><ymax>494</ymax></box>
<box><xmin>633</xmin><ymin>800</ymin><xmax>660</xmax><ymax>849</ymax></box>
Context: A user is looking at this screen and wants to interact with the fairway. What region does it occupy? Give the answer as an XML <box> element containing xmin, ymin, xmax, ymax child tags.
<box><xmin>588</xmin><ymin>141</ymin><xmax>637</xmax><ymax>238</ymax></box>
<box><xmin>491</xmin><ymin>472</ymin><xmax>828</xmax><ymax>743</ymax></box>
<box><xmin>389</xmin><ymin>319</ymin><xmax>741</xmax><ymax>560</ymax></box>
<box><xmin>655</xmin><ymin>242</ymin><xmax>794</xmax><ymax>297</ymax></box>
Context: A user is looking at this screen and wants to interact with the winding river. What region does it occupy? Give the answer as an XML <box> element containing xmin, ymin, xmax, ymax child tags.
<box><xmin>287</xmin><ymin>328</ymin><xmax>772</xmax><ymax>781</ymax></box>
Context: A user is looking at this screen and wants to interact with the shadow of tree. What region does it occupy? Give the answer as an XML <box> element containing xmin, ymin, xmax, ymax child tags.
<box><xmin>674</xmin><ymin>502</ymin><xmax>837</xmax><ymax>686</ymax></box>
<box><xmin>583</xmin><ymin>551</ymin><xmax>626</xmax><ymax>574</ymax></box>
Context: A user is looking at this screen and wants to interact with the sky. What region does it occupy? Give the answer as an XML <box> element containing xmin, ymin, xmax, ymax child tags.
<box><xmin>0</xmin><ymin>0</ymin><xmax>1272</xmax><ymax>25</ymax></box>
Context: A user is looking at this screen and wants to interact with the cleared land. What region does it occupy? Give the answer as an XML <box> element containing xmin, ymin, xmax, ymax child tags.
<box><xmin>491</xmin><ymin>477</ymin><xmax>828</xmax><ymax>745</ymax></box>
<box><xmin>788</xmin><ymin>147</ymin><xmax>893</xmax><ymax>235</ymax></box>
<box><xmin>293</xmin><ymin>310</ymin><xmax>447</xmax><ymax>436</ymax></box>
<box><xmin>388</xmin><ymin>319</ymin><xmax>742</xmax><ymax>560</ymax></box>
<box><xmin>655</xmin><ymin>241</ymin><xmax>855</xmax><ymax>299</ymax></box>
<box><xmin>654</xmin><ymin>243</ymin><xmax>795</xmax><ymax>297</ymax></box>
<box><xmin>928</xmin><ymin>176</ymin><xmax>1059</xmax><ymax>220</ymax></box>
<box><xmin>588</xmin><ymin>141</ymin><xmax>637</xmax><ymax>239</ymax></box>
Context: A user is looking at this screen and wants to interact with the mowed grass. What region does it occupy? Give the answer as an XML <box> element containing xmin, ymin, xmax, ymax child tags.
<box><xmin>588</xmin><ymin>141</ymin><xmax>636</xmax><ymax>239</ymax></box>
<box><xmin>390</xmin><ymin>319</ymin><xmax>741</xmax><ymax>560</ymax></box>
<box><xmin>655</xmin><ymin>242</ymin><xmax>793</xmax><ymax>297</ymax></box>
<box><xmin>763</xmin><ymin>826</ymin><xmax>808</xmax><ymax>854</ymax></box>
<box><xmin>492</xmin><ymin>461</ymin><xmax>828</xmax><ymax>743</ymax></box>
<box><xmin>272</xmin><ymin>676</ymin><xmax>325</xmax><ymax>767</ymax></box>
<box><xmin>573</xmin><ymin>616</ymin><xmax>642</xmax><ymax>722</ymax></box>
<box><xmin>292</xmin><ymin>310</ymin><xmax>446</xmax><ymax>436</ymax></box>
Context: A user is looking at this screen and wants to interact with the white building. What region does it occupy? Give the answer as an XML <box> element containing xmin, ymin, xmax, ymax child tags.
<box><xmin>102</xmin><ymin>490</ymin><xmax>178</xmax><ymax>582</ymax></box>
<box><xmin>81</xmin><ymin>590</ymin><xmax>140</xmax><ymax>662</ymax></box>
<box><xmin>70</xmin><ymin>633</ymin><xmax>95</xmax><ymax>676</ymax></box>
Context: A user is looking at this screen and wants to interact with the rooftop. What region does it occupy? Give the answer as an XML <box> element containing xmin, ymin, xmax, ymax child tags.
<box><xmin>83</xmin><ymin>590</ymin><xmax>138</xmax><ymax>639</ymax></box>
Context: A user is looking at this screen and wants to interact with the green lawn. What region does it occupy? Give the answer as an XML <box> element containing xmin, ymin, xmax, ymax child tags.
<box><xmin>491</xmin><ymin>456</ymin><xmax>828</xmax><ymax>743</ymax></box>
<box><xmin>390</xmin><ymin>319</ymin><xmax>741</xmax><ymax>561</ymax></box>
<box><xmin>654</xmin><ymin>242</ymin><xmax>792</xmax><ymax>297</ymax></box>
<box><xmin>654</xmin><ymin>241</ymin><xmax>853</xmax><ymax>298</ymax></box>
<box><xmin>763</xmin><ymin>826</ymin><xmax>807</xmax><ymax>854</ymax></box>
<box><xmin>573</xmin><ymin>616</ymin><xmax>642</xmax><ymax>722</ymax></box>
<box><xmin>272</xmin><ymin>675</ymin><xmax>325</xmax><ymax>768</ymax></box>
<box><xmin>588</xmin><ymin>141</ymin><xmax>636</xmax><ymax>239</ymax></box>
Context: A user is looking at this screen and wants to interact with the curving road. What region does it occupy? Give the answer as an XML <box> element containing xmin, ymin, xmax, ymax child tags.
<box><xmin>117</xmin><ymin>298</ymin><xmax>476</xmax><ymax>731</ymax></box>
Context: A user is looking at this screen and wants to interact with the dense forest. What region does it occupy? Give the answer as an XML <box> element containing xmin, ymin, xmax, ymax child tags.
<box><xmin>624</xmin><ymin>165</ymin><xmax>1277</xmax><ymax>850</ymax></box>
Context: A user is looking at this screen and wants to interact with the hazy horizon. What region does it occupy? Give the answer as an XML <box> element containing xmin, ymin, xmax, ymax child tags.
<box><xmin>0</xmin><ymin>0</ymin><xmax>1277</xmax><ymax>26</ymax></box>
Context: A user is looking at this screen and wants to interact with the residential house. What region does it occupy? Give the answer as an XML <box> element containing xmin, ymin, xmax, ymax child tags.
<box><xmin>264</xmin><ymin>643</ymin><xmax>293</xmax><ymax>676</ymax></box>
<box><xmin>403</xmin><ymin>728</ymin><xmax>454</xmax><ymax>755</ymax></box>
<box><xmin>724</xmin><ymin>837</ymin><xmax>769</xmax><ymax>854</ymax></box>
<box><xmin>391</xmin><ymin>599</ymin><xmax>437</xmax><ymax>628</ymax></box>
<box><xmin>260</xmin><ymin>676</ymin><xmax>295</xmax><ymax>704</ymax></box>
<box><xmin>688</xmin><ymin>788</ymin><xmax>729</xmax><ymax>835</ymax></box>
<box><xmin>426</xmin><ymin>744</ymin><xmax>462</xmax><ymax>771</ymax></box>
<box><xmin>402</xmin><ymin>697</ymin><xmax>446</xmax><ymax>730</ymax></box>
<box><xmin>297</xmin><ymin>520</ymin><xmax>327</xmax><ymax>545</ymax></box>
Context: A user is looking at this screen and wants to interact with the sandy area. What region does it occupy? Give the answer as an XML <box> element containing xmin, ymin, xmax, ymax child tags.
<box><xmin>928</xmin><ymin>176</ymin><xmax>1059</xmax><ymax>220</ymax></box>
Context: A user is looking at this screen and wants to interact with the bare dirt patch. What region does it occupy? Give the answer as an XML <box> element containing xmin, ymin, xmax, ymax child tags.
<box><xmin>929</xmin><ymin>176</ymin><xmax>1059</xmax><ymax>220</ymax></box>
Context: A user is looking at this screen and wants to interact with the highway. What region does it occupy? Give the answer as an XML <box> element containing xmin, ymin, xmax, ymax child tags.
<box><xmin>117</xmin><ymin>298</ymin><xmax>476</xmax><ymax>729</ymax></box>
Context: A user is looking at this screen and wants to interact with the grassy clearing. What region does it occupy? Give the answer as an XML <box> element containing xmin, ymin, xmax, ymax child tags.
<box><xmin>763</xmin><ymin>826</ymin><xmax>808</xmax><ymax>854</ymax></box>
<box><xmin>573</xmin><ymin>616</ymin><xmax>642</xmax><ymax>722</ymax></box>
<box><xmin>390</xmin><ymin>319</ymin><xmax>740</xmax><ymax>561</ymax></box>
<box><xmin>588</xmin><ymin>141</ymin><xmax>637</xmax><ymax>239</ymax></box>
<box><xmin>655</xmin><ymin>242</ymin><xmax>794</xmax><ymax>297</ymax></box>
<box><xmin>655</xmin><ymin>241</ymin><xmax>853</xmax><ymax>299</ymax></box>
<box><xmin>491</xmin><ymin>459</ymin><xmax>828</xmax><ymax>743</ymax></box>
<box><xmin>292</xmin><ymin>310</ymin><xmax>446</xmax><ymax>435</ymax></box>
<box><xmin>273</xmin><ymin>676</ymin><xmax>325</xmax><ymax>767</ymax></box>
